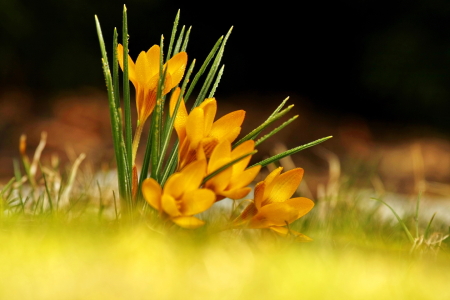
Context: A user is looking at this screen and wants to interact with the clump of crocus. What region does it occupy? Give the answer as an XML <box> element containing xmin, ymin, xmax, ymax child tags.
<box><xmin>235</xmin><ymin>167</ymin><xmax>314</xmax><ymax>241</ymax></box>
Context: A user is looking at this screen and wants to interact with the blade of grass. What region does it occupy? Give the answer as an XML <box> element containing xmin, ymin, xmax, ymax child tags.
<box><xmin>414</xmin><ymin>192</ymin><xmax>422</xmax><ymax>239</ymax></box>
<box><xmin>255</xmin><ymin>115</ymin><xmax>298</xmax><ymax>147</ymax></box>
<box><xmin>180</xmin><ymin>26</ymin><xmax>191</xmax><ymax>52</ymax></box>
<box><xmin>250</xmin><ymin>136</ymin><xmax>333</xmax><ymax>168</ymax></box>
<box><xmin>160</xmin><ymin>142</ymin><xmax>179</xmax><ymax>186</ymax></box>
<box><xmin>173</xmin><ymin>25</ymin><xmax>185</xmax><ymax>56</ymax></box>
<box><xmin>192</xmin><ymin>27</ymin><xmax>232</xmax><ymax>109</ymax></box>
<box><xmin>184</xmin><ymin>36</ymin><xmax>223</xmax><ymax>103</ymax></box>
<box><xmin>424</xmin><ymin>212</ymin><xmax>436</xmax><ymax>240</ymax></box>
<box><xmin>166</xmin><ymin>10</ymin><xmax>180</xmax><ymax>61</ymax></box>
<box><xmin>122</xmin><ymin>6</ymin><xmax>133</xmax><ymax>171</ymax></box>
<box><xmin>208</xmin><ymin>64</ymin><xmax>224</xmax><ymax>98</ymax></box>
<box><xmin>371</xmin><ymin>197</ymin><xmax>415</xmax><ymax>243</ymax></box>
<box><xmin>112</xmin><ymin>28</ymin><xmax>120</xmax><ymax>109</ymax></box>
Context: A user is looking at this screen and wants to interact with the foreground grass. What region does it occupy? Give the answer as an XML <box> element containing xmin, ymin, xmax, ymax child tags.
<box><xmin>1</xmin><ymin>215</ymin><xmax>449</xmax><ymax>300</ymax></box>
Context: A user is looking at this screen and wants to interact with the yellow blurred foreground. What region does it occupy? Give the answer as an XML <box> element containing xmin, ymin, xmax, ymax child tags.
<box><xmin>1</xmin><ymin>220</ymin><xmax>449</xmax><ymax>300</ymax></box>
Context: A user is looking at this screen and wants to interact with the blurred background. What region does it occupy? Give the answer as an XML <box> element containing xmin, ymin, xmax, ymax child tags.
<box><xmin>2</xmin><ymin>0</ymin><xmax>450</xmax><ymax>195</ymax></box>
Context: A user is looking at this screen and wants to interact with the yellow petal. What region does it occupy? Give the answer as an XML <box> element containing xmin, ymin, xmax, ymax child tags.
<box><xmin>208</xmin><ymin>140</ymin><xmax>231</xmax><ymax>173</ymax></box>
<box><xmin>249</xmin><ymin>202</ymin><xmax>299</xmax><ymax>228</ymax></box>
<box><xmin>285</xmin><ymin>197</ymin><xmax>314</xmax><ymax>218</ymax></box>
<box><xmin>253</xmin><ymin>181</ymin><xmax>266</xmax><ymax>209</ymax></box>
<box><xmin>142</xmin><ymin>178</ymin><xmax>162</xmax><ymax>211</ymax></box>
<box><xmin>234</xmin><ymin>202</ymin><xmax>258</xmax><ymax>225</ymax></box>
<box><xmin>139</xmin><ymin>89</ymin><xmax>157</xmax><ymax>125</ymax></box>
<box><xmin>180</xmin><ymin>188</ymin><xmax>215</xmax><ymax>215</ymax></box>
<box><xmin>165</xmin><ymin>51</ymin><xmax>187</xmax><ymax>90</ymax></box>
<box><xmin>264</xmin><ymin>167</ymin><xmax>283</xmax><ymax>186</ymax></box>
<box><xmin>163</xmin><ymin>73</ymin><xmax>173</xmax><ymax>95</ymax></box>
<box><xmin>220</xmin><ymin>187</ymin><xmax>252</xmax><ymax>200</ymax></box>
<box><xmin>117</xmin><ymin>44</ymin><xmax>137</xmax><ymax>87</ymax></box>
<box><xmin>230</xmin><ymin>140</ymin><xmax>255</xmax><ymax>175</ymax></box>
<box><xmin>269</xmin><ymin>227</ymin><xmax>313</xmax><ymax>242</ymax></box>
<box><xmin>169</xmin><ymin>88</ymin><xmax>187</xmax><ymax>142</ymax></box>
<box><xmin>222</xmin><ymin>127</ymin><xmax>242</xmax><ymax>144</ymax></box>
<box><xmin>228</xmin><ymin>165</ymin><xmax>261</xmax><ymax>190</ymax></box>
<box><xmin>180</xmin><ymin>159</ymin><xmax>207</xmax><ymax>193</ymax></box>
<box><xmin>199</xmin><ymin>98</ymin><xmax>217</xmax><ymax>134</ymax></box>
<box><xmin>171</xmin><ymin>216</ymin><xmax>205</xmax><ymax>229</ymax></box>
<box><xmin>263</xmin><ymin>168</ymin><xmax>304</xmax><ymax>205</ymax></box>
<box><xmin>186</xmin><ymin>107</ymin><xmax>205</xmax><ymax>149</ymax></box>
<box><xmin>161</xmin><ymin>194</ymin><xmax>181</xmax><ymax>217</ymax></box>
<box><xmin>200</xmin><ymin>136</ymin><xmax>219</xmax><ymax>157</ymax></box>
<box><xmin>205</xmin><ymin>163</ymin><xmax>233</xmax><ymax>194</ymax></box>
<box><xmin>210</xmin><ymin>110</ymin><xmax>245</xmax><ymax>141</ymax></box>
<box><xmin>135</xmin><ymin>51</ymin><xmax>152</xmax><ymax>85</ymax></box>
<box><xmin>146</xmin><ymin>45</ymin><xmax>160</xmax><ymax>78</ymax></box>
<box><xmin>163</xmin><ymin>173</ymin><xmax>184</xmax><ymax>199</ymax></box>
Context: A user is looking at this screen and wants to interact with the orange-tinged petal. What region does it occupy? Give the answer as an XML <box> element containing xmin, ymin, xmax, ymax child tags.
<box><xmin>169</xmin><ymin>88</ymin><xmax>187</xmax><ymax>143</ymax></box>
<box><xmin>161</xmin><ymin>194</ymin><xmax>181</xmax><ymax>217</ymax></box>
<box><xmin>146</xmin><ymin>45</ymin><xmax>160</xmax><ymax>78</ymax></box>
<box><xmin>163</xmin><ymin>173</ymin><xmax>185</xmax><ymax>199</ymax></box>
<box><xmin>228</xmin><ymin>165</ymin><xmax>261</xmax><ymax>190</ymax></box>
<box><xmin>285</xmin><ymin>197</ymin><xmax>314</xmax><ymax>218</ymax></box>
<box><xmin>253</xmin><ymin>181</ymin><xmax>266</xmax><ymax>209</ymax></box>
<box><xmin>180</xmin><ymin>159</ymin><xmax>207</xmax><ymax>193</ymax></box>
<box><xmin>222</xmin><ymin>127</ymin><xmax>242</xmax><ymax>144</ymax></box>
<box><xmin>234</xmin><ymin>202</ymin><xmax>257</xmax><ymax>225</ymax></box>
<box><xmin>205</xmin><ymin>163</ymin><xmax>233</xmax><ymax>193</ymax></box>
<box><xmin>264</xmin><ymin>167</ymin><xmax>283</xmax><ymax>186</ymax></box>
<box><xmin>210</xmin><ymin>110</ymin><xmax>245</xmax><ymax>140</ymax></box>
<box><xmin>230</xmin><ymin>140</ymin><xmax>255</xmax><ymax>175</ymax></box>
<box><xmin>186</xmin><ymin>107</ymin><xmax>205</xmax><ymax>149</ymax></box>
<box><xmin>220</xmin><ymin>187</ymin><xmax>252</xmax><ymax>200</ymax></box>
<box><xmin>163</xmin><ymin>73</ymin><xmax>173</xmax><ymax>95</ymax></box>
<box><xmin>180</xmin><ymin>189</ymin><xmax>215</xmax><ymax>215</ymax></box>
<box><xmin>208</xmin><ymin>140</ymin><xmax>231</xmax><ymax>173</ymax></box>
<box><xmin>171</xmin><ymin>216</ymin><xmax>205</xmax><ymax>229</ymax></box>
<box><xmin>200</xmin><ymin>136</ymin><xmax>219</xmax><ymax>157</ymax></box>
<box><xmin>142</xmin><ymin>178</ymin><xmax>162</xmax><ymax>211</ymax></box>
<box><xmin>263</xmin><ymin>168</ymin><xmax>304</xmax><ymax>205</ymax></box>
<box><xmin>117</xmin><ymin>44</ymin><xmax>137</xmax><ymax>86</ymax></box>
<box><xmin>165</xmin><ymin>51</ymin><xmax>187</xmax><ymax>90</ymax></box>
<box><xmin>135</xmin><ymin>51</ymin><xmax>153</xmax><ymax>85</ymax></box>
<box><xmin>249</xmin><ymin>202</ymin><xmax>299</xmax><ymax>228</ymax></box>
<box><xmin>200</xmin><ymin>98</ymin><xmax>217</xmax><ymax>134</ymax></box>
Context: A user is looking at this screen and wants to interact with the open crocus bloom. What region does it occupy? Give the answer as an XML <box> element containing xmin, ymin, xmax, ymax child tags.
<box><xmin>142</xmin><ymin>159</ymin><xmax>215</xmax><ymax>229</ymax></box>
<box><xmin>204</xmin><ymin>140</ymin><xmax>261</xmax><ymax>201</ymax></box>
<box><xmin>236</xmin><ymin>167</ymin><xmax>314</xmax><ymax>241</ymax></box>
<box><xmin>169</xmin><ymin>90</ymin><xmax>245</xmax><ymax>170</ymax></box>
<box><xmin>118</xmin><ymin>44</ymin><xmax>187</xmax><ymax>125</ymax></box>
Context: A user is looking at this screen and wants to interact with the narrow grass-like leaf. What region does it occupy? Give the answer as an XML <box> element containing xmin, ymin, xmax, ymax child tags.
<box><xmin>122</xmin><ymin>6</ymin><xmax>132</xmax><ymax>170</ymax></box>
<box><xmin>208</xmin><ymin>64</ymin><xmax>224</xmax><ymax>98</ymax></box>
<box><xmin>166</xmin><ymin>10</ymin><xmax>180</xmax><ymax>62</ymax></box>
<box><xmin>234</xmin><ymin>105</ymin><xmax>295</xmax><ymax>147</ymax></box>
<box><xmin>250</xmin><ymin>136</ymin><xmax>332</xmax><ymax>168</ymax></box>
<box><xmin>193</xmin><ymin>27</ymin><xmax>232</xmax><ymax>109</ymax></box>
<box><xmin>424</xmin><ymin>212</ymin><xmax>436</xmax><ymax>239</ymax></box>
<box><xmin>112</xmin><ymin>28</ymin><xmax>120</xmax><ymax>109</ymax></box>
<box><xmin>156</xmin><ymin>59</ymin><xmax>196</xmax><ymax>177</ymax></box>
<box><xmin>160</xmin><ymin>142</ymin><xmax>179</xmax><ymax>186</ymax></box>
<box><xmin>95</xmin><ymin>15</ymin><xmax>131</xmax><ymax>211</ymax></box>
<box><xmin>181</xmin><ymin>26</ymin><xmax>191</xmax><ymax>52</ymax></box>
<box><xmin>173</xmin><ymin>25</ymin><xmax>185</xmax><ymax>56</ymax></box>
<box><xmin>268</xmin><ymin>97</ymin><xmax>289</xmax><ymax>119</ymax></box>
<box><xmin>414</xmin><ymin>192</ymin><xmax>422</xmax><ymax>239</ymax></box>
<box><xmin>202</xmin><ymin>150</ymin><xmax>257</xmax><ymax>185</ymax></box>
<box><xmin>184</xmin><ymin>36</ymin><xmax>223</xmax><ymax>103</ymax></box>
<box><xmin>255</xmin><ymin>115</ymin><xmax>298</xmax><ymax>147</ymax></box>
<box><xmin>41</xmin><ymin>169</ymin><xmax>53</xmax><ymax>212</ymax></box>
<box><xmin>150</xmin><ymin>36</ymin><xmax>166</xmax><ymax>180</ymax></box>
<box><xmin>371</xmin><ymin>197</ymin><xmax>415</xmax><ymax>243</ymax></box>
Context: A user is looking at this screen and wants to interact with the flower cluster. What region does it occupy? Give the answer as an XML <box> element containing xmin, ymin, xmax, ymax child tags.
<box><xmin>96</xmin><ymin>11</ymin><xmax>328</xmax><ymax>239</ymax></box>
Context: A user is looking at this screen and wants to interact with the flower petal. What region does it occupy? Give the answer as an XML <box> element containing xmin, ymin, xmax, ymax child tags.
<box><xmin>146</xmin><ymin>45</ymin><xmax>160</xmax><ymax>78</ymax></box>
<box><xmin>165</xmin><ymin>51</ymin><xmax>187</xmax><ymax>90</ymax></box>
<box><xmin>135</xmin><ymin>51</ymin><xmax>152</xmax><ymax>85</ymax></box>
<box><xmin>142</xmin><ymin>178</ymin><xmax>162</xmax><ymax>211</ymax></box>
<box><xmin>264</xmin><ymin>168</ymin><xmax>304</xmax><ymax>205</ymax></box>
<box><xmin>208</xmin><ymin>140</ymin><xmax>231</xmax><ymax>173</ymax></box>
<box><xmin>230</xmin><ymin>140</ymin><xmax>255</xmax><ymax>175</ymax></box>
<box><xmin>228</xmin><ymin>166</ymin><xmax>261</xmax><ymax>190</ymax></box>
<box><xmin>249</xmin><ymin>202</ymin><xmax>299</xmax><ymax>228</ymax></box>
<box><xmin>163</xmin><ymin>173</ymin><xmax>184</xmax><ymax>199</ymax></box>
<box><xmin>171</xmin><ymin>216</ymin><xmax>205</xmax><ymax>229</ymax></box>
<box><xmin>169</xmin><ymin>88</ymin><xmax>187</xmax><ymax>143</ymax></box>
<box><xmin>220</xmin><ymin>187</ymin><xmax>252</xmax><ymax>200</ymax></box>
<box><xmin>253</xmin><ymin>181</ymin><xmax>266</xmax><ymax>209</ymax></box>
<box><xmin>180</xmin><ymin>188</ymin><xmax>215</xmax><ymax>215</ymax></box>
<box><xmin>117</xmin><ymin>44</ymin><xmax>137</xmax><ymax>86</ymax></box>
<box><xmin>199</xmin><ymin>98</ymin><xmax>217</xmax><ymax>134</ymax></box>
<box><xmin>161</xmin><ymin>194</ymin><xmax>181</xmax><ymax>217</ymax></box>
<box><xmin>180</xmin><ymin>159</ymin><xmax>207</xmax><ymax>193</ymax></box>
<box><xmin>235</xmin><ymin>202</ymin><xmax>258</xmax><ymax>225</ymax></box>
<box><xmin>285</xmin><ymin>197</ymin><xmax>314</xmax><ymax>219</ymax></box>
<box><xmin>210</xmin><ymin>110</ymin><xmax>245</xmax><ymax>141</ymax></box>
<box><xmin>186</xmin><ymin>107</ymin><xmax>205</xmax><ymax>149</ymax></box>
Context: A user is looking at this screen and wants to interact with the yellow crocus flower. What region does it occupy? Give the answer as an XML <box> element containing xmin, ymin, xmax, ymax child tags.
<box><xmin>117</xmin><ymin>44</ymin><xmax>187</xmax><ymax>163</ymax></box>
<box><xmin>169</xmin><ymin>89</ymin><xmax>245</xmax><ymax>170</ymax></box>
<box><xmin>236</xmin><ymin>167</ymin><xmax>314</xmax><ymax>241</ymax></box>
<box><xmin>142</xmin><ymin>159</ymin><xmax>215</xmax><ymax>229</ymax></box>
<box><xmin>204</xmin><ymin>140</ymin><xmax>261</xmax><ymax>201</ymax></box>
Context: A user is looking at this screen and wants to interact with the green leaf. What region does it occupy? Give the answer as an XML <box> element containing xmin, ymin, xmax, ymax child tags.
<box><xmin>255</xmin><ymin>115</ymin><xmax>298</xmax><ymax>147</ymax></box>
<box><xmin>166</xmin><ymin>10</ymin><xmax>180</xmax><ymax>61</ymax></box>
<box><xmin>208</xmin><ymin>64</ymin><xmax>225</xmax><ymax>98</ymax></box>
<box><xmin>122</xmin><ymin>5</ymin><xmax>133</xmax><ymax>172</ymax></box>
<box><xmin>250</xmin><ymin>136</ymin><xmax>332</xmax><ymax>168</ymax></box>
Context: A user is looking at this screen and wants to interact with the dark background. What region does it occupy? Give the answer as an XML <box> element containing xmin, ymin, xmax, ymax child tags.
<box><xmin>2</xmin><ymin>0</ymin><xmax>450</xmax><ymax>129</ymax></box>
